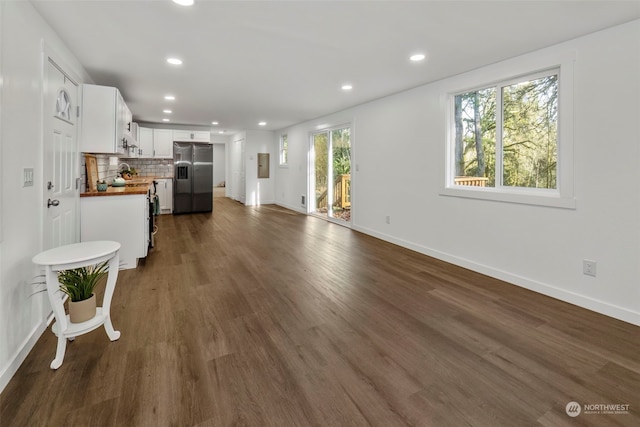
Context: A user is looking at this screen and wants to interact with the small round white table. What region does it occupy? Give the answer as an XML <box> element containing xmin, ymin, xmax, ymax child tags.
<box><xmin>32</xmin><ymin>241</ymin><xmax>122</xmax><ymax>369</ymax></box>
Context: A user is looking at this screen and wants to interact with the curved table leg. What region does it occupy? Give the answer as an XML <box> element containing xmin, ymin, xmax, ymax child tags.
<box><xmin>104</xmin><ymin>316</ymin><xmax>121</xmax><ymax>341</ymax></box>
<box><xmin>50</xmin><ymin>335</ymin><xmax>67</xmax><ymax>370</ymax></box>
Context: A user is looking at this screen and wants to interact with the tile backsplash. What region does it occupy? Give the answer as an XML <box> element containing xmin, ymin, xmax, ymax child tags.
<box><xmin>124</xmin><ymin>159</ymin><xmax>174</xmax><ymax>178</ymax></box>
<box><xmin>81</xmin><ymin>155</ymin><xmax>173</xmax><ymax>192</ymax></box>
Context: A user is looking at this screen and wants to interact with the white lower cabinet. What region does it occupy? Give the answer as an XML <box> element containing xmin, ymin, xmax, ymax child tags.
<box><xmin>81</xmin><ymin>194</ymin><xmax>149</xmax><ymax>270</ymax></box>
<box><xmin>155</xmin><ymin>178</ymin><xmax>173</xmax><ymax>214</ymax></box>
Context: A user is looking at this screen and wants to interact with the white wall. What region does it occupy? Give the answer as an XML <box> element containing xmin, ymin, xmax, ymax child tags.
<box><xmin>212</xmin><ymin>143</ymin><xmax>226</xmax><ymax>187</ymax></box>
<box><xmin>275</xmin><ymin>20</ymin><xmax>640</xmax><ymax>326</ymax></box>
<box><xmin>244</xmin><ymin>130</ymin><xmax>276</xmax><ymax>206</ymax></box>
<box><xmin>0</xmin><ymin>1</ymin><xmax>91</xmax><ymax>392</ymax></box>
<box><xmin>228</xmin><ymin>130</ymin><xmax>276</xmax><ymax>206</ymax></box>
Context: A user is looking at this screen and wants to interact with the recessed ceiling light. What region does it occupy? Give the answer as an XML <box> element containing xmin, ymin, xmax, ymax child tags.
<box><xmin>341</xmin><ymin>84</ymin><xmax>353</xmax><ymax>91</ymax></box>
<box><xmin>166</xmin><ymin>58</ymin><xmax>183</xmax><ymax>65</ymax></box>
<box><xmin>163</xmin><ymin>109</ymin><xmax>172</xmax><ymax>114</ymax></box>
<box><xmin>172</xmin><ymin>0</ymin><xmax>194</xmax><ymax>6</ymax></box>
<box><xmin>164</xmin><ymin>95</ymin><xmax>175</xmax><ymax>101</ymax></box>
<box><xmin>162</xmin><ymin>118</ymin><xmax>170</xmax><ymax>122</ymax></box>
<box><xmin>410</xmin><ymin>53</ymin><xmax>426</xmax><ymax>62</ymax></box>
<box><xmin>258</xmin><ymin>121</ymin><xmax>267</xmax><ymax>126</ymax></box>
<box><xmin>211</xmin><ymin>121</ymin><xmax>219</xmax><ymax>125</ymax></box>
<box><xmin>219</xmin><ymin>130</ymin><xmax>225</xmax><ymax>134</ymax></box>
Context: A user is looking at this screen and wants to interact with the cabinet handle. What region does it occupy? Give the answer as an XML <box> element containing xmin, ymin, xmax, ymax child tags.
<box><xmin>127</xmin><ymin>122</ymin><xmax>131</xmax><ymax>132</ymax></box>
<box><xmin>122</xmin><ymin>138</ymin><xmax>128</xmax><ymax>149</ymax></box>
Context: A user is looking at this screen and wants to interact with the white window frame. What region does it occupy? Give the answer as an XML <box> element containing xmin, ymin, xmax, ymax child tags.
<box><xmin>279</xmin><ymin>133</ymin><xmax>288</xmax><ymax>167</ymax></box>
<box><xmin>441</xmin><ymin>52</ymin><xmax>576</xmax><ymax>209</ymax></box>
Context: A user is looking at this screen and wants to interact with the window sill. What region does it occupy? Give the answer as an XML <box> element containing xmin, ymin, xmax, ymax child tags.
<box><xmin>278</xmin><ymin>164</ymin><xmax>289</xmax><ymax>169</ymax></box>
<box><xmin>439</xmin><ymin>186</ymin><xmax>576</xmax><ymax>209</ymax></box>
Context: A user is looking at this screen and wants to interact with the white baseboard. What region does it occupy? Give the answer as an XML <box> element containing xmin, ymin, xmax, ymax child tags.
<box><xmin>275</xmin><ymin>201</ymin><xmax>306</xmax><ymax>214</ymax></box>
<box><xmin>244</xmin><ymin>199</ymin><xmax>276</xmax><ymax>207</ymax></box>
<box><xmin>352</xmin><ymin>224</ymin><xmax>640</xmax><ymax>327</ymax></box>
<box><xmin>0</xmin><ymin>314</ymin><xmax>50</xmax><ymax>394</ymax></box>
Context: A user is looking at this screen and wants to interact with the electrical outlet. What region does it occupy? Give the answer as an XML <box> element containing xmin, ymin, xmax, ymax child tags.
<box><xmin>583</xmin><ymin>260</ymin><xmax>597</xmax><ymax>277</ymax></box>
<box><xmin>385</xmin><ymin>215</ymin><xmax>390</xmax><ymax>224</ymax></box>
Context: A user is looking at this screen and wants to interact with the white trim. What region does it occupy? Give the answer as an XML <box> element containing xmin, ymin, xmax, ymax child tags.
<box><xmin>0</xmin><ymin>316</ymin><xmax>50</xmax><ymax>393</ymax></box>
<box><xmin>440</xmin><ymin>185</ymin><xmax>577</xmax><ymax>209</ymax></box>
<box><xmin>244</xmin><ymin>199</ymin><xmax>275</xmax><ymax>207</ymax></box>
<box><xmin>275</xmin><ymin>201</ymin><xmax>306</xmax><ymax>214</ymax></box>
<box><xmin>441</xmin><ymin>51</ymin><xmax>576</xmax><ymax>209</ymax></box>
<box><xmin>352</xmin><ymin>224</ymin><xmax>640</xmax><ymax>327</ymax></box>
<box><xmin>0</xmin><ymin>1</ymin><xmax>3</xmax><ymax>243</ymax></box>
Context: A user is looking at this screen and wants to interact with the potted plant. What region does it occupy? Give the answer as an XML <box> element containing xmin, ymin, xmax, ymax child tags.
<box><xmin>57</xmin><ymin>261</ymin><xmax>109</xmax><ymax>323</ymax></box>
<box><xmin>120</xmin><ymin>167</ymin><xmax>138</xmax><ymax>180</ymax></box>
<box><xmin>96</xmin><ymin>179</ymin><xmax>108</xmax><ymax>192</ymax></box>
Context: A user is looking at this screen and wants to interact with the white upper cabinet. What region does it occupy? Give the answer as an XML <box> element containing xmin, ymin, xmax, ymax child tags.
<box><xmin>173</xmin><ymin>129</ymin><xmax>210</xmax><ymax>143</ymax></box>
<box><xmin>135</xmin><ymin>127</ymin><xmax>174</xmax><ymax>158</ymax></box>
<box><xmin>81</xmin><ymin>84</ymin><xmax>133</xmax><ymax>154</ymax></box>
<box><xmin>138</xmin><ymin>127</ymin><xmax>154</xmax><ymax>158</ymax></box>
<box><xmin>153</xmin><ymin>129</ymin><xmax>174</xmax><ymax>158</ymax></box>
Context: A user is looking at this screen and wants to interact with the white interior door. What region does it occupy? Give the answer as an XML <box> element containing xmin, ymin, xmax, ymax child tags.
<box><xmin>44</xmin><ymin>58</ymin><xmax>79</xmax><ymax>250</ymax></box>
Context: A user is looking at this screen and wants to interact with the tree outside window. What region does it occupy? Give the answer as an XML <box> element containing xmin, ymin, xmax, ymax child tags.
<box><xmin>453</xmin><ymin>71</ymin><xmax>558</xmax><ymax>189</ymax></box>
<box><xmin>280</xmin><ymin>134</ymin><xmax>288</xmax><ymax>165</ymax></box>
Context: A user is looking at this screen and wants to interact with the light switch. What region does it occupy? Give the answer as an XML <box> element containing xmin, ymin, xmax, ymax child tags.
<box><xmin>23</xmin><ymin>168</ymin><xmax>34</xmax><ymax>187</ymax></box>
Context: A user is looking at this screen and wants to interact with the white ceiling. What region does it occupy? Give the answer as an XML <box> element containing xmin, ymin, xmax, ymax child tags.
<box><xmin>32</xmin><ymin>0</ymin><xmax>640</xmax><ymax>134</ymax></box>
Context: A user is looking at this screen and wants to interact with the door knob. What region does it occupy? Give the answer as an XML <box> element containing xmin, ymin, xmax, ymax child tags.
<box><xmin>47</xmin><ymin>199</ymin><xmax>60</xmax><ymax>208</ymax></box>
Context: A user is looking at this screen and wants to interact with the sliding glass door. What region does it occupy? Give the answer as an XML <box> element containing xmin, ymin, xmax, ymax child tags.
<box><xmin>310</xmin><ymin>126</ymin><xmax>351</xmax><ymax>224</ymax></box>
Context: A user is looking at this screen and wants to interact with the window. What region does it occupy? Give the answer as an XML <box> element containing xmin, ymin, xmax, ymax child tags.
<box><xmin>453</xmin><ymin>69</ymin><xmax>558</xmax><ymax>189</ymax></box>
<box><xmin>279</xmin><ymin>134</ymin><xmax>288</xmax><ymax>166</ymax></box>
<box><xmin>444</xmin><ymin>64</ymin><xmax>574</xmax><ymax>209</ymax></box>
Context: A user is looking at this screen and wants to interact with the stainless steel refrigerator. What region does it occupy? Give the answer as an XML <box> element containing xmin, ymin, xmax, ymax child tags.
<box><xmin>173</xmin><ymin>142</ymin><xmax>213</xmax><ymax>214</ymax></box>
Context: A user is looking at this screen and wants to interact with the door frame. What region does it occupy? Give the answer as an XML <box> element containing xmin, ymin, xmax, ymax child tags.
<box><xmin>307</xmin><ymin>123</ymin><xmax>353</xmax><ymax>227</ymax></box>
<box><xmin>41</xmin><ymin>42</ymin><xmax>82</xmax><ymax>250</ymax></box>
<box><xmin>0</xmin><ymin>2</ymin><xmax>3</xmax><ymax>243</ymax></box>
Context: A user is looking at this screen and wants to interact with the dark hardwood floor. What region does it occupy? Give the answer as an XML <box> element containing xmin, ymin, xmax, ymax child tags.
<box><xmin>2</xmin><ymin>197</ymin><xmax>639</xmax><ymax>426</ymax></box>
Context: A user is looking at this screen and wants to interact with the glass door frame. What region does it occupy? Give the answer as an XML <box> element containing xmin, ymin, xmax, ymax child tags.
<box><xmin>308</xmin><ymin>123</ymin><xmax>352</xmax><ymax>227</ymax></box>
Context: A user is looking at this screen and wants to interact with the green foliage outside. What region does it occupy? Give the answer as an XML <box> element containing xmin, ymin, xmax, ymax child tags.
<box><xmin>314</xmin><ymin>128</ymin><xmax>351</xmax><ymax>192</ymax></box>
<box><xmin>281</xmin><ymin>134</ymin><xmax>288</xmax><ymax>164</ymax></box>
<box><xmin>331</xmin><ymin>128</ymin><xmax>351</xmax><ymax>180</ymax></box>
<box><xmin>314</xmin><ymin>132</ymin><xmax>328</xmax><ymax>193</ymax></box>
<box><xmin>314</xmin><ymin>128</ymin><xmax>351</xmax><ymax>213</ymax></box>
<box><xmin>454</xmin><ymin>74</ymin><xmax>557</xmax><ymax>189</ymax></box>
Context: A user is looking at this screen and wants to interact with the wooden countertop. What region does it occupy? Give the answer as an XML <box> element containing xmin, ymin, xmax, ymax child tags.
<box><xmin>81</xmin><ymin>177</ymin><xmax>170</xmax><ymax>197</ymax></box>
